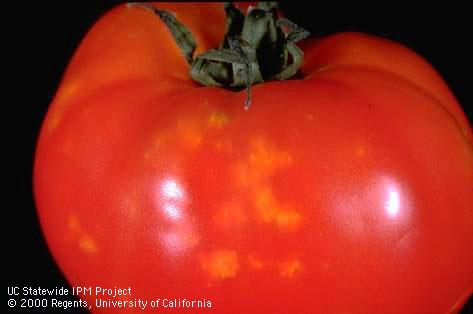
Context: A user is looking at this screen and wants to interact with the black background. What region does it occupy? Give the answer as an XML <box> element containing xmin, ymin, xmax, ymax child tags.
<box><xmin>7</xmin><ymin>1</ymin><xmax>472</xmax><ymax>313</ymax></box>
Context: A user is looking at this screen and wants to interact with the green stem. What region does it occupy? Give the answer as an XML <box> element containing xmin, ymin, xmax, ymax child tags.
<box><xmin>135</xmin><ymin>2</ymin><xmax>309</xmax><ymax>109</ymax></box>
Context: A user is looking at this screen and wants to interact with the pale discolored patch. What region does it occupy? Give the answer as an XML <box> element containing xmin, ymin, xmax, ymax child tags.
<box><xmin>279</xmin><ymin>259</ymin><xmax>302</xmax><ymax>279</ymax></box>
<box><xmin>146</xmin><ymin>109</ymin><xmax>231</xmax><ymax>154</ymax></box>
<box><xmin>254</xmin><ymin>186</ymin><xmax>301</xmax><ymax>231</ymax></box>
<box><xmin>248</xmin><ymin>137</ymin><xmax>292</xmax><ymax>177</ymax></box>
<box><xmin>235</xmin><ymin>162</ymin><xmax>261</xmax><ymax>188</ymax></box>
<box><xmin>143</xmin><ymin>132</ymin><xmax>170</xmax><ymax>161</ymax></box>
<box><xmin>208</xmin><ymin>111</ymin><xmax>229</xmax><ymax>129</ymax></box>
<box><xmin>55</xmin><ymin>81</ymin><xmax>81</xmax><ymax>106</ymax></box>
<box><xmin>231</xmin><ymin>136</ymin><xmax>301</xmax><ymax>231</ymax></box>
<box><xmin>247</xmin><ymin>254</ymin><xmax>265</xmax><ymax>271</ymax></box>
<box><xmin>176</xmin><ymin>110</ymin><xmax>231</xmax><ymax>148</ymax></box>
<box><xmin>46</xmin><ymin>113</ymin><xmax>62</xmax><ymax>134</ymax></box>
<box><xmin>177</xmin><ymin>118</ymin><xmax>203</xmax><ymax>148</ymax></box>
<box><xmin>45</xmin><ymin>81</ymin><xmax>82</xmax><ymax>133</ymax></box>
<box><xmin>274</xmin><ymin>210</ymin><xmax>301</xmax><ymax>231</ymax></box>
<box><xmin>67</xmin><ymin>214</ymin><xmax>99</xmax><ymax>254</ymax></box>
<box><xmin>79</xmin><ymin>235</ymin><xmax>98</xmax><ymax>254</ymax></box>
<box><xmin>202</xmin><ymin>249</ymin><xmax>240</xmax><ymax>280</ymax></box>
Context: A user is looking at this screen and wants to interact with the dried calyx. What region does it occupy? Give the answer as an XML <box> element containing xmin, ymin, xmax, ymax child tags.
<box><xmin>136</xmin><ymin>2</ymin><xmax>310</xmax><ymax>109</ymax></box>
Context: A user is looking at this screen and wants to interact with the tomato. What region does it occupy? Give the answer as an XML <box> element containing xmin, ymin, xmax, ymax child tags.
<box><xmin>34</xmin><ymin>2</ymin><xmax>473</xmax><ymax>313</ymax></box>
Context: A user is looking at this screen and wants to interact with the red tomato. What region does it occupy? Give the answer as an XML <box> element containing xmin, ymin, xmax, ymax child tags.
<box><xmin>34</xmin><ymin>3</ymin><xmax>473</xmax><ymax>313</ymax></box>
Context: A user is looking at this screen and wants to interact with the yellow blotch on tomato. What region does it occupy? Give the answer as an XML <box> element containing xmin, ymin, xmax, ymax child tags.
<box><xmin>248</xmin><ymin>137</ymin><xmax>292</xmax><ymax>177</ymax></box>
<box><xmin>202</xmin><ymin>249</ymin><xmax>240</xmax><ymax>280</ymax></box>
<box><xmin>79</xmin><ymin>235</ymin><xmax>98</xmax><ymax>254</ymax></box>
<box><xmin>247</xmin><ymin>254</ymin><xmax>265</xmax><ymax>271</ymax></box>
<box><xmin>208</xmin><ymin>111</ymin><xmax>229</xmax><ymax>129</ymax></box>
<box><xmin>177</xmin><ymin>118</ymin><xmax>203</xmax><ymax>148</ymax></box>
<box><xmin>279</xmin><ymin>259</ymin><xmax>302</xmax><ymax>279</ymax></box>
<box><xmin>46</xmin><ymin>81</ymin><xmax>82</xmax><ymax>134</ymax></box>
<box><xmin>67</xmin><ymin>214</ymin><xmax>99</xmax><ymax>254</ymax></box>
<box><xmin>232</xmin><ymin>136</ymin><xmax>300</xmax><ymax>231</ymax></box>
<box><xmin>255</xmin><ymin>186</ymin><xmax>301</xmax><ymax>231</ymax></box>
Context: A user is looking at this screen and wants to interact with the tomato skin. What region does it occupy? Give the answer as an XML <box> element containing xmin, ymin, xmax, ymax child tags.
<box><xmin>34</xmin><ymin>3</ymin><xmax>473</xmax><ymax>314</ymax></box>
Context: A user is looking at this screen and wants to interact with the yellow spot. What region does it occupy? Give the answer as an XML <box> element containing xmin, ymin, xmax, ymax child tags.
<box><xmin>254</xmin><ymin>186</ymin><xmax>301</xmax><ymax>231</ymax></box>
<box><xmin>177</xmin><ymin>118</ymin><xmax>203</xmax><ymax>148</ymax></box>
<box><xmin>208</xmin><ymin>111</ymin><xmax>229</xmax><ymax>129</ymax></box>
<box><xmin>235</xmin><ymin>137</ymin><xmax>292</xmax><ymax>187</ymax></box>
<box><xmin>249</xmin><ymin>137</ymin><xmax>292</xmax><ymax>176</ymax></box>
<box><xmin>255</xmin><ymin>187</ymin><xmax>276</xmax><ymax>221</ymax></box>
<box><xmin>144</xmin><ymin>133</ymin><xmax>170</xmax><ymax>160</ymax></box>
<box><xmin>279</xmin><ymin>259</ymin><xmax>302</xmax><ymax>278</ymax></box>
<box><xmin>79</xmin><ymin>236</ymin><xmax>98</xmax><ymax>253</ymax></box>
<box><xmin>230</xmin><ymin>136</ymin><xmax>301</xmax><ymax>231</ymax></box>
<box><xmin>202</xmin><ymin>249</ymin><xmax>239</xmax><ymax>280</ymax></box>
<box><xmin>235</xmin><ymin>162</ymin><xmax>260</xmax><ymax>187</ymax></box>
<box><xmin>275</xmin><ymin>210</ymin><xmax>301</xmax><ymax>230</ymax></box>
<box><xmin>55</xmin><ymin>81</ymin><xmax>80</xmax><ymax>105</ymax></box>
<box><xmin>67</xmin><ymin>214</ymin><xmax>99</xmax><ymax>254</ymax></box>
<box><xmin>46</xmin><ymin>81</ymin><xmax>82</xmax><ymax>133</ymax></box>
<box><xmin>247</xmin><ymin>254</ymin><xmax>265</xmax><ymax>270</ymax></box>
<box><xmin>46</xmin><ymin>113</ymin><xmax>62</xmax><ymax>133</ymax></box>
